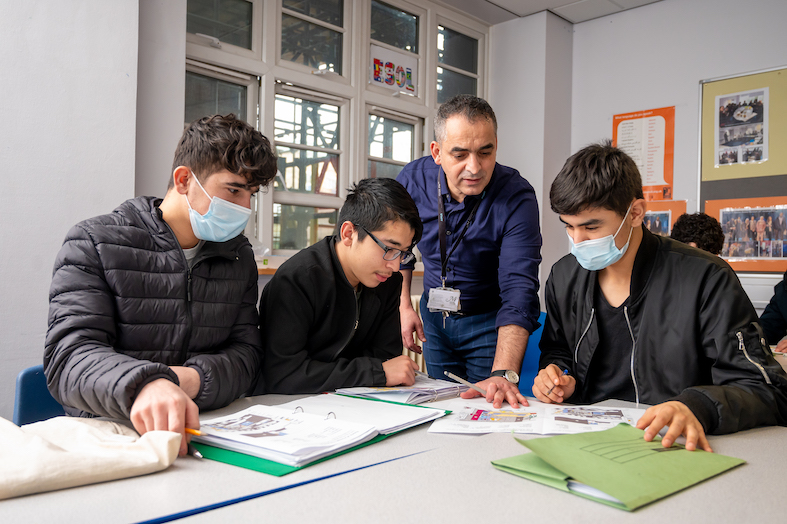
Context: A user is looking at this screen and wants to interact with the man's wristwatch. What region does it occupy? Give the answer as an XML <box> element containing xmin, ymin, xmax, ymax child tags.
<box><xmin>490</xmin><ymin>369</ymin><xmax>519</xmax><ymax>385</ymax></box>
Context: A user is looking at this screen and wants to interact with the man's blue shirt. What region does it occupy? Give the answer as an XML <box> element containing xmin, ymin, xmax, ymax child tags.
<box><xmin>397</xmin><ymin>155</ymin><xmax>542</xmax><ymax>334</ymax></box>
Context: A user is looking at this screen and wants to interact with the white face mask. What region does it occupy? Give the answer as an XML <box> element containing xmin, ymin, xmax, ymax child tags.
<box><xmin>567</xmin><ymin>203</ymin><xmax>634</xmax><ymax>271</ymax></box>
<box><xmin>185</xmin><ymin>171</ymin><xmax>251</xmax><ymax>243</ymax></box>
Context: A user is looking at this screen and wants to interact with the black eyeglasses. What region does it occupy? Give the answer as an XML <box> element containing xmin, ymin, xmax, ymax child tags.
<box><xmin>359</xmin><ymin>225</ymin><xmax>415</xmax><ymax>264</ymax></box>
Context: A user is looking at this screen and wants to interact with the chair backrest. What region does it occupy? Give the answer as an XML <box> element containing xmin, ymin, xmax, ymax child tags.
<box><xmin>519</xmin><ymin>311</ymin><xmax>547</xmax><ymax>392</ymax></box>
<box><xmin>13</xmin><ymin>364</ymin><xmax>65</xmax><ymax>426</ymax></box>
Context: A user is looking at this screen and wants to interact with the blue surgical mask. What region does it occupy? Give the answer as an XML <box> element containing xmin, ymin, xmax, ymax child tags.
<box><xmin>568</xmin><ymin>203</ymin><xmax>634</xmax><ymax>271</ymax></box>
<box><xmin>185</xmin><ymin>171</ymin><xmax>251</xmax><ymax>242</ymax></box>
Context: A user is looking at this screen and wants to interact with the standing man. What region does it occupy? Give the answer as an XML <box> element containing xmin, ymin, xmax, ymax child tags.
<box><xmin>397</xmin><ymin>95</ymin><xmax>542</xmax><ymax>409</ymax></box>
<box><xmin>45</xmin><ymin>114</ymin><xmax>276</xmax><ymax>456</ymax></box>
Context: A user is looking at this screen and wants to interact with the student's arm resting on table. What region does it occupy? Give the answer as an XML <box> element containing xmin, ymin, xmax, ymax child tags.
<box><xmin>636</xmin><ymin>401</ymin><xmax>712</xmax><ymax>452</ymax></box>
<box><xmin>181</xmin><ymin>252</ymin><xmax>262</xmax><ymax>410</ymax></box>
<box><xmin>533</xmin><ymin>268</ymin><xmax>577</xmax><ymax>403</ymax></box>
<box><xmin>675</xmin><ymin>263</ymin><xmax>787</xmax><ymax>436</ymax></box>
<box><xmin>399</xmin><ymin>269</ymin><xmax>425</xmax><ymax>353</ymax></box>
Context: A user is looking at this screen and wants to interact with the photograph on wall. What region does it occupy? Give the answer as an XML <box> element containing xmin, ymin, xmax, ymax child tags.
<box><xmin>715</xmin><ymin>88</ymin><xmax>768</xmax><ymax>167</ymax></box>
<box><xmin>719</xmin><ymin>206</ymin><xmax>787</xmax><ymax>259</ymax></box>
<box><xmin>644</xmin><ymin>211</ymin><xmax>671</xmax><ymax>236</ymax></box>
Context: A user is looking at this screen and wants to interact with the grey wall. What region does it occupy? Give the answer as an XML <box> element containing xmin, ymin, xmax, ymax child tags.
<box><xmin>489</xmin><ymin>11</ymin><xmax>574</xmax><ymax>309</ymax></box>
<box><xmin>0</xmin><ymin>1</ymin><xmax>140</xmax><ymax>420</ymax></box>
<box><xmin>136</xmin><ymin>0</ymin><xmax>187</xmax><ymax>199</ymax></box>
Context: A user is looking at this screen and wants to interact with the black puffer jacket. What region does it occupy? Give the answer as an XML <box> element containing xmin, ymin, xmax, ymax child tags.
<box><xmin>540</xmin><ymin>226</ymin><xmax>787</xmax><ymax>435</ymax></box>
<box><xmin>44</xmin><ymin>196</ymin><xmax>262</xmax><ymax>419</ymax></box>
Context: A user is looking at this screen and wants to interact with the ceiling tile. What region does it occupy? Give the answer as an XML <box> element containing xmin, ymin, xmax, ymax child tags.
<box><xmin>552</xmin><ymin>0</ymin><xmax>622</xmax><ymax>23</ymax></box>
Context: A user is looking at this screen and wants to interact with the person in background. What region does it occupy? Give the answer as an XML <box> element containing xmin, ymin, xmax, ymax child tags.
<box><xmin>670</xmin><ymin>212</ymin><xmax>725</xmax><ymax>255</ymax></box>
<box><xmin>45</xmin><ymin>114</ymin><xmax>276</xmax><ymax>456</ymax></box>
<box><xmin>761</xmin><ymin>270</ymin><xmax>787</xmax><ymax>353</ymax></box>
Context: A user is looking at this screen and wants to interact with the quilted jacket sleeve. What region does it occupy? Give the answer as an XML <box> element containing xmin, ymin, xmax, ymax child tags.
<box><xmin>44</xmin><ymin>224</ymin><xmax>177</xmax><ymax>419</ymax></box>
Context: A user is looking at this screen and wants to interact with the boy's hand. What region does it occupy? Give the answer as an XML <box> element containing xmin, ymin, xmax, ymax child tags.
<box><xmin>636</xmin><ymin>401</ymin><xmax>712</xmax><ymax>452</ymax></box>
<box><xmin>130</xmin><ymin>378</ymin><xmax>200</xmax><ymax>457</ymax></box>
<box><xmin>532</xmin><ymin>364</ymin><xmax>575</xmax><ymax>403</ymax></box>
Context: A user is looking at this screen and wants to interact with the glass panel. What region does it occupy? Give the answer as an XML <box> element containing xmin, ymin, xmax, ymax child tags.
<box><xmin>274</xmin><ymin>94</ymin><xmax>340</xmax><ymax>149</ymax></box>
<box><xmin>370</xmin><ymin>1</ymin><xmax>418</xmax><ymax>53</ymax></box>
<box><xmin>187</xmin><ymin>0</ymin><xmax>253</xmax><ymax>50</ymax></box>
<box><xmin>368</xmin><ymin>115</ymin><xmax>413</xmax><ymax>162</ymax></box>
<box><xmin>282</xmin><ymin>0</ymin><xmax>343</xmax><ymax>27</ymax></box>
<box><xmin>437</xmin><ymin>25</ymin><xmax>477</xmax><ymax>74</ymax></box>
<box><xmin>185</xmin><ymin>71</ymin><xmax>247</xmax><ymax>124</ymax></box>
<box><xmin>273</xmin><ymin>204</ymin><xmax>338</xmax><ymax>250</ymax></box>
<box><xmin>275</xmin><ymin>146</ymin><xmax>339</xmax><ymax>196</ymax></box>
<box><xmin>281</xmin><ymin>13</ymin><xmax>343</xmax><ymax>73</ymax></box>
<box><xmin>368</xmin><ymin>159</ymin><xmax>405</xmax><ymax>179</ymax></box>
<box><xmin>436</xmin><ymin>67</ymin><xmax>476</xmax><ymax>105</ymax></box>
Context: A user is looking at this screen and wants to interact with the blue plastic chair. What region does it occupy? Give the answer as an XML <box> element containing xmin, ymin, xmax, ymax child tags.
<box><xmin>13</xmin><ymin>364</ymin><xmax>65</xmax><ymax>426</ymax></box>
<box><xmin>519</xmin><ymin>311</ymin><xmax>547</xmax><ymax>391</ymax></box>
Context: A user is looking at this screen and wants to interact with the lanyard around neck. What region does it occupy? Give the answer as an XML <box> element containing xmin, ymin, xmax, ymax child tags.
<box><xmin>437</xmin><ymin>167</ymin><xmax>483</xmax><ymax>286</ymax></box>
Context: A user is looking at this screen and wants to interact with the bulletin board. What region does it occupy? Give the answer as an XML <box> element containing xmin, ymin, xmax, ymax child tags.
<box><xmin>699</xmin><ymin>66</ymin><xmax>787</xmax><ymax>208</ymax></box>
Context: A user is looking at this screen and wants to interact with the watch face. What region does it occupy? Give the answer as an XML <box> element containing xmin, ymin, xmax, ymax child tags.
<box><xmin>504</xmin><ymin>370</ymin><xmax>519</xmax><ymax>384</ymax></box>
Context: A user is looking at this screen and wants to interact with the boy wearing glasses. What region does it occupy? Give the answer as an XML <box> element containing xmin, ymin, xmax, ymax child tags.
<box><xmin>256</xmin><ymin>178</ymin><xmax>424</xmax><ymax>394</ymax></box>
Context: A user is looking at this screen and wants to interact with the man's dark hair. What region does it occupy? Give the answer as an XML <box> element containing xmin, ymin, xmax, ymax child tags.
<box><xmin>434</xmin><ymin>95</ymin><xmax>497</xmax><ymax>144</ymax></box>
<box><xmin>550</xmin><ymin>140</ymin><xmax>644</xmax><ymax>217</ymax></box>
<box><xmin>169</xmin><ymin>114</ymin><xmax>277</xmax><ymax>189</ymax></box>
<box><xmin>338</xmin><ymin>178</ymin><xmax>423</xmax><ymax>246</ymax></box>
<box><xmin>670</xmin><ymin>213</ymin><xmax>725</xmax><ymax>255</ymax></box>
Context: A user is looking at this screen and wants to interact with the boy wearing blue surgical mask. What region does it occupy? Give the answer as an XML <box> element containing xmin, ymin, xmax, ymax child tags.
<box><xmin>45</xmin><ymin>114</ymin><xmax>276</xmax><ymax>457</ymax></box>
<box><xmin>534</xmin><ymin>140</ymin><xmax>787</xmax><ymax>452</ymax></box>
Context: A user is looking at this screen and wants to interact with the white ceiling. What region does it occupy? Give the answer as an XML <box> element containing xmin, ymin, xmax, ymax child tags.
<box><xmin>438</xmin><ymin>0</ymin><xmax>663</xmax><ymax>25</ymax></box>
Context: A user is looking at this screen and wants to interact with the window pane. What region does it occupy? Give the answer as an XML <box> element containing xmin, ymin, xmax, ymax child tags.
<box><xmin>273</xmin><ymin>204</ymin><xmax>338</xmax><ymax>250</ymax></box>
<box><xmin>274</xmin><ymin>94</ymin><xmax>340</xmax><ymax>149</ymax></box>
<box><xmin>282</xmin><ymin>0</ymin><xmax>342</xmax><ymax>27</ymax></box>
<box><xmin>281</xmin><ymin>13</ymin><xmax>343</xmax><ymax>73</ymax></box>
<box><xmin>370</xmin><ymin>1</ymin><xmax>418</xmax><ymax>53</ymax></box>
<box><xmin>368</xmin><ymin>115</ymin><xmax>413</xmax><ymax>162</ymax></box>
<box><xmin>436</xmin><ymin>67</ymin><xmax>476</xmax><ymax>105</ymax></box>
<box><xmin>185</xmin><ymin>71</ymin><xmax>247</xmax><ymax>123</ymax></box>
<box><xmin>368</xmin><ymin>159</ymin><xmax>404</xmax><ymax>179</ymax></box>
<box><xmin>187</xmin><ymin>0</ymin><xmax>253</xmax><ymax>50</ymax></box>
<box><xmin>437</xmin><ymin>25</ymin><xmax>477</xmax><ymax>74</ymax></box>
<box><xmin>275</xmin><ymin>146</ymin><xmax>339</xmax><ymax>196</ymax></box>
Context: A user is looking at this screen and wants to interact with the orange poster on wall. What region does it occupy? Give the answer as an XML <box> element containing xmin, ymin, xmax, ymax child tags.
<box><xmin>612</xmin><ymin>106</ymin><xmax>675</xmax><ymax>201</ymax></box>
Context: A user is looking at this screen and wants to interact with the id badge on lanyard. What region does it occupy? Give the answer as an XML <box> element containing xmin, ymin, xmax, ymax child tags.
<box><xmin>426</xmin><ymin>167</ymin><xmax>482</xmax><ymax>325</ymax></box>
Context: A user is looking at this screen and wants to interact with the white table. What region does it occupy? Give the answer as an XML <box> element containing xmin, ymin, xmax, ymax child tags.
<box><xmin>1</xmin><ymin>396</ymin><xmax>784</xmax><ymax>523</ymax></box>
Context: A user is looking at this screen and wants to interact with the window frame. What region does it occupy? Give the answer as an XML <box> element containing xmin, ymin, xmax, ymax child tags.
<box><xmin>186</xmin><ymin>0</ymin><xmax>264</xmax><ymax>62</ymax></box>
<box><xmin>366</xmin><ymin>106</ymin><xmax>423</xmax><ymax>179</ymax></box>
<box><xmin>434</xmin><ymin>16</ymin><xmax>486</xmax><ymax>107</ymax></box>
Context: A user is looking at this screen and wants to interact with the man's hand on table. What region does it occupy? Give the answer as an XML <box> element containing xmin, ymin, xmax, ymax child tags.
<box><xmin>636</xmin><ymin>400</ymin><xmax>712</xmax><ymax>452</ymax></box>
<box><xmin>460</xmin><ymin>376</ymin><xmax>529</xmax><ymax>409</ymax></box>
<box><xmin>130</xmin><ymin>378</ymin><xmax>200</xmax><ymax>457</ymax></box>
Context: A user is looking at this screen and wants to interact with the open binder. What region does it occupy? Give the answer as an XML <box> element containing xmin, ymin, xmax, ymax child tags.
<box><xmin>191</xmin><ymin>394</ymin><xmax>447</xmax><ymax>476</ymax></box>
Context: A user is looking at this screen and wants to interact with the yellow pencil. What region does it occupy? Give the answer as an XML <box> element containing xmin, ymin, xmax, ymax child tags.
<box><xmin>185</xmin><ymin>427</ymin><xmax>202</xmax><ymax>436</ymax></box>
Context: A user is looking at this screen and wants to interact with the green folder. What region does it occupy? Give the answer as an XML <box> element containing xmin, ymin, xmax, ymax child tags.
<box><xmin>191</xmin><ymin>434</ymin><xmax>391</xmax><ymax>477</ymax></box>
<box><xmin>492</xmin><ymin>423</ymin><xmax>745</xmax><ymax>511</ymax></box>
